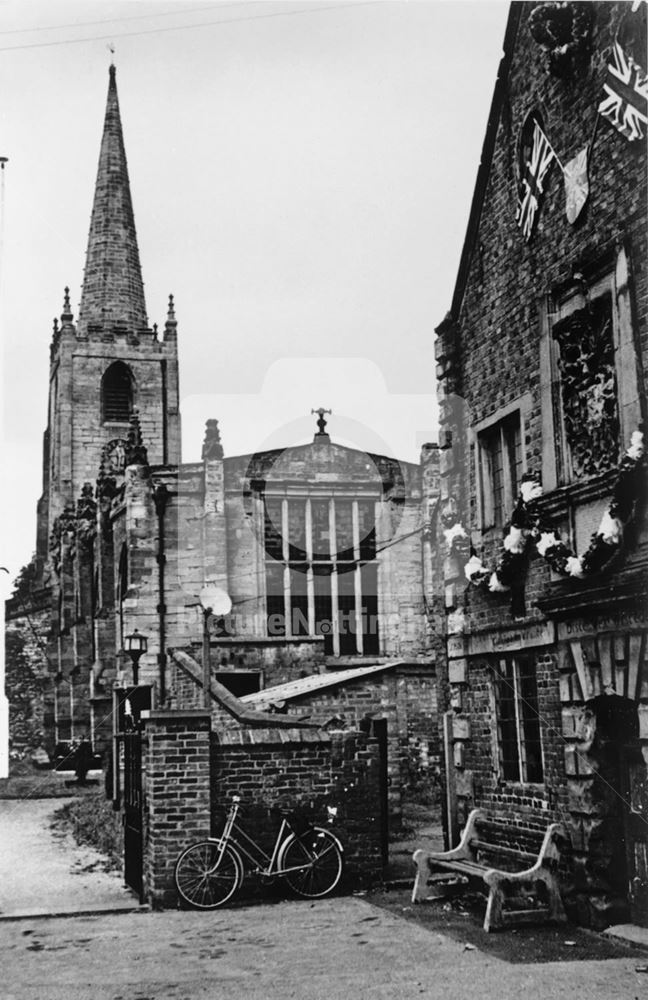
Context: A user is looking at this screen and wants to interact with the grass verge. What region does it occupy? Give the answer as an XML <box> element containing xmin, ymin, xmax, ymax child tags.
<box><xmin>51</xmin><ymin>791</ymin><xmax>123</xmax><ymax>873</ymax></box>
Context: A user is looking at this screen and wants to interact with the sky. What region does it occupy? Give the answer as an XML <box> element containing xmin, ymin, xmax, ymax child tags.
<box><xmin>0</xmin><ymin>0</ymin><xmax>510</xmax><ymax>581</ymax></box>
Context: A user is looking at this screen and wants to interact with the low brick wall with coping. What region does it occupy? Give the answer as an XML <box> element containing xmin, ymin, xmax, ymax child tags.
<box><xmin>140</xmin><ymin>707</ymin><xmax>384</xmax><ymax>907</ymax></box>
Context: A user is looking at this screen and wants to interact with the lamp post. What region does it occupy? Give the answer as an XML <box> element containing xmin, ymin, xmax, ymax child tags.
<box><xmin>124</xmin><ymin>629</ymin><xmax>148</xmax><ymax>685</ymax></box>
<box><xmin>198</xmin><ymin>585</ymin><xmax>232</xmax><ymax>709</ymax></box>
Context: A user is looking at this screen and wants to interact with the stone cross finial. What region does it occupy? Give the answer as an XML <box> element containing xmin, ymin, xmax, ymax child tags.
<box><xmin>311</xmin><ymin>407</ymin><xmax>332</xmax><ymax>436</ymax></box>
<box><xmin>202</xmin><ymin>419</ymin><xmax>224</xmax><ymax>460</ymax></box>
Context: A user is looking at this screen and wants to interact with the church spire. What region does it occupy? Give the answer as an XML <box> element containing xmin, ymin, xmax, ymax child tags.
<box><xmin>77</xmin><ymin>65</ymin><xmax>147</xmax><ymax>335</ymax></box>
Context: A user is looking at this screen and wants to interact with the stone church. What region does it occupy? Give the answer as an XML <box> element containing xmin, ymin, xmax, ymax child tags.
<box><xmin>5</xmin><ymin>65</ymin><xmax>439</xmax><ymax>822</ymax></box>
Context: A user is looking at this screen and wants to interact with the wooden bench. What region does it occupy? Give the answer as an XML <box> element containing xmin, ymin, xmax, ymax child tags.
<box><xmin>412</xmin><ymin>808</ymin><xmax>567</xmax><ymax>932</ymax></box>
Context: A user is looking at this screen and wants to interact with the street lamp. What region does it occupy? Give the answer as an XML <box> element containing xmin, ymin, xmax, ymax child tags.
<box><xmin>124</xmin><ymin>629</ymin><xmax>148</xmax><ymax>685</ymax></box>
<box><xmin>199</xmin><ymin>585</ymin><xmax>232</xmax><ymax>708</ymax></box>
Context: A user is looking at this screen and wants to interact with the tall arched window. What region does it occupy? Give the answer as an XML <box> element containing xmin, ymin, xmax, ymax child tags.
<box><xmin>102</xmin><ymin>362</ymin><xmax>133</xmax><ymax>423</ymax></box>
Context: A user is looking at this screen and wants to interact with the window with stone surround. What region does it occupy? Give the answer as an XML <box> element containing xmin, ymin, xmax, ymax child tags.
<box><xmin>494</xmin><ymin>654</ymin><xmax>544</xmax><ymax>784</ymax></box>
<box><xmin>539</xmin><ymin>249</ymin><xmax>642</xmax><ymax>493</ymax></box>
<box><xmin>474</xmin><ymin>408</ymin><xmax>525</xmax><ymax>530</ymax></box>
<box><xmin>263</xmin><ymin>495</ymin><xmax>379</xmax><ymax>657</ymax></box>
<box><xmin>102</xmin><ymin>361</ymin><xmax>133</xmax><ymax>423</ymax></box>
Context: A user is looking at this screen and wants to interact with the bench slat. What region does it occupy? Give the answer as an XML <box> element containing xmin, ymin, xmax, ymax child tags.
<box><xmin>470</xmin><ymin>840</ymin><xmax>536</xmax><ymax>864</ymax></box>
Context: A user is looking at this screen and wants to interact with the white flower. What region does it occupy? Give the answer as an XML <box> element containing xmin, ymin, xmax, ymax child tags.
<box><xmin>488</xmin><ymin>572</ymin><xmax>510</xmax><ymax>593</ymax></box>
<box><xmin>536</xmin><ymin>532</ymin><xmax>560</xmax><ymax>557</ymax></box>
<box><xmin>597</xmin><ymin>510</ymin><xmax>623</xmax><ymax>545</ymax></box>
<box><xmin>443</xmin><ymin>522</ymin><xmax>468</xmax><ymax>547</ymax></box>
<box><xmin>503</xmin><ymin>526</ymin><xmax>526</xmax><ymax>554</ymax></box>
<box><xmin>565</xmin><ymin>556</ymin><xmax>586</xmax><ymax>579</ymax></box>
<box><xmin>519</xmin><ymin>480</ymin><xmax>543</xmax><ymax>504</ymax></box>
<box><xmin>464</xmin><ymin>555</ymin><xmax>486</xmax><ymax>581</ymax></box>
<box><xmin>627</xmin><ymin>431</ymin><xmax>644</xmax><ymax>462</ymax></box>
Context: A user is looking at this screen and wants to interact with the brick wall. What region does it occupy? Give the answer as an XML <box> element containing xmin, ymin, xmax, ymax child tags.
<box><xmin>212</xmin><ymin>728</ymin><xmax>384</xmax><ymax>886</ymax></box>
<box><xmin>266</xmin><ymin>667</ymin><xmax>440</xmax><ymax>821</ymax></box>
<box><xmin>434</xmin><ymin>1</ymin><xmax>647</xmax><ymax>926</ymax></box>
<box><xmin>139</xmin><ymin>708</ymin><xmax>384</xmax><ymax>907</ymax></box>
<box><xmin>142</xmin><ymin>709</ymin><xmax>212</xmax><ymax>908</ymax></box>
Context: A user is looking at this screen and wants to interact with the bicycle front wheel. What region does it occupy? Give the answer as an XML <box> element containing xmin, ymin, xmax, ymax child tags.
<box><xmin>278</xmin><ymin>827</ymin><xmax>344</xmax><ymax>899</ymax></box>
<box><xmin>174</xmin><ymin>840</ymin><xmax>243</xmax><ymax>909</ymax></box>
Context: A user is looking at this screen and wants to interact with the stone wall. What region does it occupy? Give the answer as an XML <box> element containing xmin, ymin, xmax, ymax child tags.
<box><xmin>5</xmin><ymin>592</ymin><xmax>52</xmax><ymax>754</ymax></box>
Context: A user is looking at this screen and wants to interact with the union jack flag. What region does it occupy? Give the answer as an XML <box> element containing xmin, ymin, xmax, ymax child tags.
<box><xmin>598</xmin><ymin>41</ymin><xmax>648</xmax><ymax>142</ymax></box>
<box><xmin>516</xmin><ymin>121</ymin><xmax>555</xmax><ymax>242</ymax></box>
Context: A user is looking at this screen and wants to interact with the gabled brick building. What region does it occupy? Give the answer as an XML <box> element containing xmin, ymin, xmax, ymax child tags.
<box><xmin>434</xmin><ymin>2</ymin><xmax>647</xmax><ymax>928</ymax></box>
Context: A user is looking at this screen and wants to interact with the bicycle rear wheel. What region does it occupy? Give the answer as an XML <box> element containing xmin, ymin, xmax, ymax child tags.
<box><xmin>174</xmin><ymin>840</ymin><xmax>243</xmax><ymax>909</ymax></box>
<box><xmin>278</xmin><ymin>827</ymin><xmax>343</xmax><ymax>899</ymax></box>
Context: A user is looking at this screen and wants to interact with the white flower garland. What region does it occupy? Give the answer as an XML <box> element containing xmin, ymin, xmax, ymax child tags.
<box><xmin>450</xmin><ymin>431</ymin><xmax>645</xmax><ymax>593</ymax></box>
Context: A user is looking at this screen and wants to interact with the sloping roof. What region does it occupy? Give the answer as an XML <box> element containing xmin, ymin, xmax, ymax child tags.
<box><xmin>77</xmin><ymin>65</ymin><xmax>147</xmax><ymax>334</ymax></box>
<box><xmin>240</xmin><ymin>661</ymin><xmax>402</xmax><ymax>710</ymax></box>
<box><xmin>448</xmin><ymin>3</ymin><xmax>522</xmax><ymax>320</ymax></box>
<box><xmin>169</xmin><ymin>647</ymin><xmax>318</xmax><ymax>730</ymax></box>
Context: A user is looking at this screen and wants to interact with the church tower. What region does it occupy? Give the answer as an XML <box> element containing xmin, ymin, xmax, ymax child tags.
<box><xmin>36</xmin><ymin>65</ymin><xmax>181</xmax><ymax>569</ymax></box>
<box><xmin>29</xmin><ymin>66</ymin><xmax>181</xmax><ymax>746</ymax></box>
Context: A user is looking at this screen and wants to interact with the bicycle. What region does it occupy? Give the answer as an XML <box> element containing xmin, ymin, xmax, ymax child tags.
<box><xmin>174</xmin><ymin>796</ymin><xmax>344</xmax><ymax>909</ymax></box>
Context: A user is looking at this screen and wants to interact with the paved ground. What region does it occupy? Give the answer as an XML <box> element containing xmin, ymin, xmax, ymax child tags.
<box><xmin>3</xmin><ymin>897</ymin><xmax>648</xmax><ymax>1000</ymax></box>
<box><xmin>0</xmin><ymin>798</ymin><xmax>135</xmax><ymax>918</ymax></box>
<box><xmin>1</xmin><ymin>797</ymin><xmax>648</xmax><ymax>999</ymax></box>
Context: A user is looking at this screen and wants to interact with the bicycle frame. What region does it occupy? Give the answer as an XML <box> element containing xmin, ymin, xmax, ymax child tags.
<box><xmin>212</xmin><ymin>797</ymin><xmax>338</xmax><ymax>878</ymax></box>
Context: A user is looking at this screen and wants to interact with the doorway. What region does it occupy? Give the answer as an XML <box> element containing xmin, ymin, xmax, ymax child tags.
<box><xmin>590</xmin><ymin>695</ymin><xmax>648</xmax><ymax>926</ymax></box>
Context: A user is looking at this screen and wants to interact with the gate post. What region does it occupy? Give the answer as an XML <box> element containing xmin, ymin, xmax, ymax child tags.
<box><xmin>141</xmin><ymin>709</ymin><xmax>212</xmax><ymax>908</ymax></box>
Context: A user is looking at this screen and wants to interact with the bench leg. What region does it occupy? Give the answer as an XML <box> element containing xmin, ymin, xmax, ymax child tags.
<box><xmin>411</xmin><ymin>850</ymin><xmax>427</xmax><ymax>904</ymax></box>
<box><xmin>543</xmin><ymin>875</ymin><xmax>566</xmax><ymax>924</ymax></box>
<box><xmin>483</xmin><ymin>883</ymin><xmax>505</xmax><ymax>932</ymax></box>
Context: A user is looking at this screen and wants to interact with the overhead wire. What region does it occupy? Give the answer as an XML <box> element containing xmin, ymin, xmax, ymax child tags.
<box><xmin>0</xmin><ymin>3</ymin><xmax>238</xmax><ymax>36</ymax></box>
<box><xmin>0</xmin><ymin>2</ymin><xmax>378</xmax><ymax>52</ymax></box>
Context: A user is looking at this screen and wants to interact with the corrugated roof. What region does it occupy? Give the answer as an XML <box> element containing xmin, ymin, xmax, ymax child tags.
<box><xmin>240</xmin><ymin>661</ymin><xmax>402</xmax><ymax>709</ymax></box>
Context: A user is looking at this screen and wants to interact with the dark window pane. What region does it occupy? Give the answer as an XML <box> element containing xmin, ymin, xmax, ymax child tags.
<box><xmin>215</xmin><ymin>672</ymin><xmax>262</xmax><ymax>697</ymax></box>
<box><xmin>518</xmin><ymin>657</ymin><xmax>543</xmax><ymax>782</ymax></box>
<box><xmin>265</xmin><ymin>562</ymin><xmax>285</xmax><ymax>636</ymax></box>
<box><xmin>313</xmin><ymin>565</ymin><xmax>333</xmax><ymax>654</ymax></box>
<box><xmin>289</xmin><ymin>564</ymin><xmax>309</xmax><ymax>637</ymax></box>
<box><xmin>311</xmin><ymin>500</ymin><xmax>331</xmax><ymax>561</ymax></box>
<box><xmin>335</xmin><ymin>500</ymin><xmax>354</xmax><ymax>562</ymax></box>
<box><xmin>287</xmin><ymin>500</ymin><xmax>307</xmax><ymax>560</ymax></box>
<box><xmin>264</xmin><ymin>499</ymin><xmax>283</xmax><ymax>560</ymax></box>
<box><xmin>358</xmin><ymin>501</ymin><xmax>376</xmax><ymax>560</ymax></box>
<box><xmin>337</xmin><ymin>567</ymin><xmax>357</xmax><ymax>655</ymax></box>
<box><xmin>360</xmin><ymin>563</ymin><xmax>379</xmax><ymax>655</ymax></box>
<box><xmin>498</xmin><ymin>660</ymin><xmax>520</xmax><ymax>781</ymax></box>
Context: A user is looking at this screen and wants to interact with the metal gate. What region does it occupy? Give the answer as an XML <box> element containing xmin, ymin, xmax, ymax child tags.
<box><xmin>123</xmin><ymin>730</ymin><xmax>144</xmax><ymax>902</ymax></box>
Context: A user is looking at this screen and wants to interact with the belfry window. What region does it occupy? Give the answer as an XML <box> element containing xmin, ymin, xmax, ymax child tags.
<box><xmin>102</xmin><ymin>362</ymin><xmax>133</xmax><ymax>423</ymax></box>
